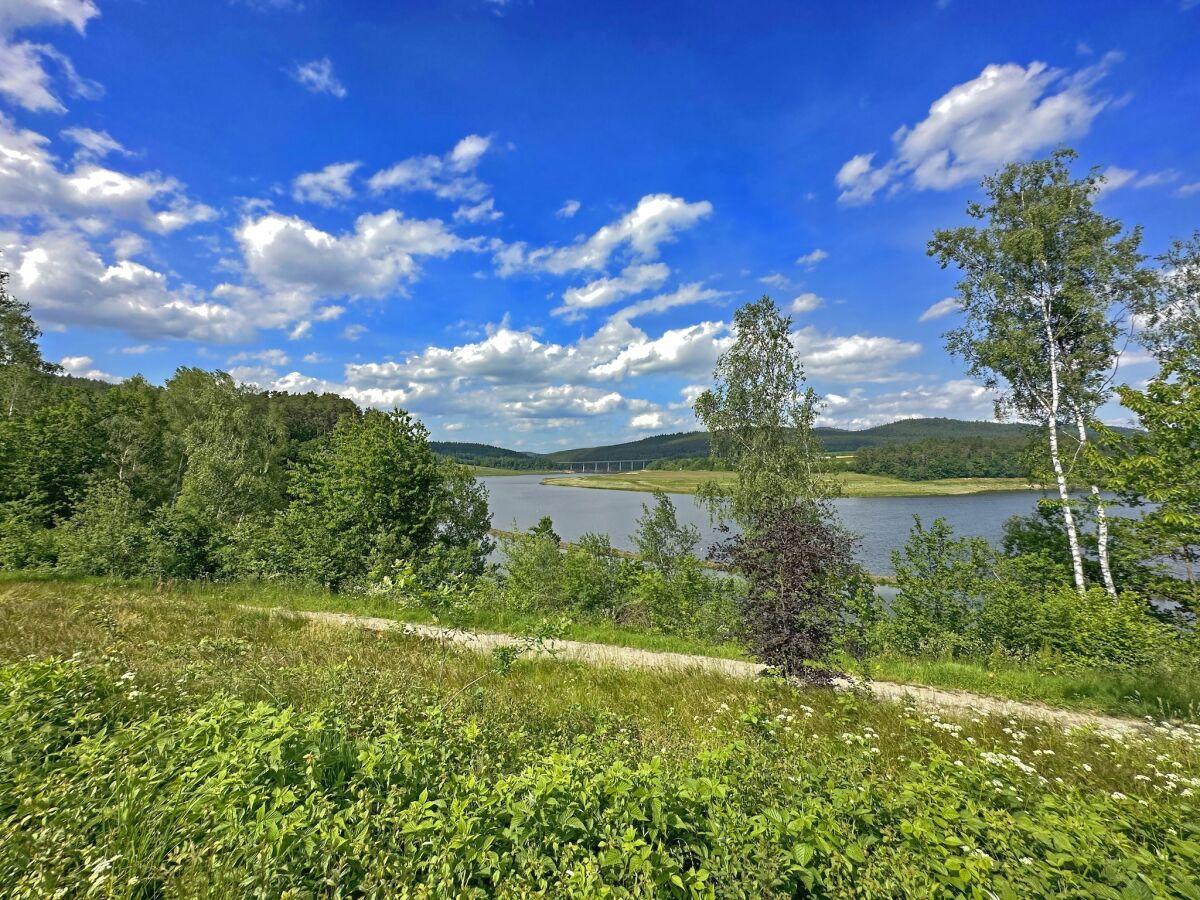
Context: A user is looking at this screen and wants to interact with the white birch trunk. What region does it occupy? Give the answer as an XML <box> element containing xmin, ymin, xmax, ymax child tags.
<box><xmin>1071</xmin><ymin>407</ymin><xmax>1117</xmax><ymax>599</ymax></box>
<box><xmin>1044</xmin><ymin>310</ymin><xmax>1087</xmax><ymax>595</ymax></box>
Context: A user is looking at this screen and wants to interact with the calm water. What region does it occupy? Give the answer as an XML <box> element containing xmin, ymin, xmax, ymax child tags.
<box><xmin>481</xmin><ymin>473</ymin><xmax>1051</xmax><ymax>576</ymax></box>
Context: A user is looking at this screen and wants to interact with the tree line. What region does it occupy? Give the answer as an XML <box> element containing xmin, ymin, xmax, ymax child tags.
<box><xmin>0</xmin><ymin>276</ymin><xmax>491</xmax><ymax>588</ymax></box>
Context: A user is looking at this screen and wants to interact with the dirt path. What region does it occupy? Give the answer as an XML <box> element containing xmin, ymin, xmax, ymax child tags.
<box><xmin>245</xmin><ymin>606</ymin><xmax>1150</xmax><ymax>736</ymax></box>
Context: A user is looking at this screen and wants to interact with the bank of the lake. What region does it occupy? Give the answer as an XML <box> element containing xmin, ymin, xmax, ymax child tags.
<box><xmin>540</xmin><ymin>469</ymin><xmax>1034</xmax><ymax>498</ymax></box>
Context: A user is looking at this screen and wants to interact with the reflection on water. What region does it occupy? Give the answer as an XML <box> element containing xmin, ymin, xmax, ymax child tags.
<box><xmin>481</xmin><ymin>473</ymin><xmax>1050</xmax><ymax>576</ymax></box>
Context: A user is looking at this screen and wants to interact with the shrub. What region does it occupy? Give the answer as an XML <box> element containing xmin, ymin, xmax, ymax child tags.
<box><xmin>711</xmin><ymin>502</ymin><xmax>878</xmax><ymax>680</ymax></box>
<box><xmin>54</xmin><ymin>479</ymin><xmax>159</xmax><ymax>578</ymax></box>
<box><xmin>884</xmin><ymin>516</ymin><xmax>994</xmax><ymax>655</ymax></box>
<box><xmin>976</xmin><ymin>564</ymin><xmax>1174</xmax><ymax>672</ymax></box>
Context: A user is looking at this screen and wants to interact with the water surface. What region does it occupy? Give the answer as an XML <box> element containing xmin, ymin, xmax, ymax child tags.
<box><xmin>482</xmin><ymin>473</ymin><xmax>1049</xmax><ymax>575</ymax></box>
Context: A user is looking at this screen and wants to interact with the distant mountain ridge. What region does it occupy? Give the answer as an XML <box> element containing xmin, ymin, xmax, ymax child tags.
<box><xmin>434</xmin><ymin>417</ymin><xmax>1057</xmax><ymax>466</ymax></box>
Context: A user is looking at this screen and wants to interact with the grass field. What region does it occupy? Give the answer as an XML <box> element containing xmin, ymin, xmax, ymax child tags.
<box><xmin>1</xmin><ymin>578</ymin><xmax>1198</xmax><ymax>896</ymax></box>
<box><xmin>543</xmin><ymin>469</ymin><xmax>1035</xmax><ymax>497</ymax></box>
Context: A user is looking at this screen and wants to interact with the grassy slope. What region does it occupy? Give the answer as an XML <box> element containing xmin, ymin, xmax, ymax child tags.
<box><xmin>5</xmin><ymin>574</ymin><xmax>1194</xmax><ymax>720</ymax></box>
<box><xmin>542</xmin><ymin>469</ymin><xmax>1034</xmax><ymax>498</ymax></box>
<box><xmin>1</xmin><ymin>579</ymin><xmax>1198</xmax><ymax>896</ymax></box>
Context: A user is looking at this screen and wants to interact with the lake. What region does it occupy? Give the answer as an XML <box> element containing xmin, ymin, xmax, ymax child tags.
<box><xmin>481</xmin><ymin>473</ymin><xmax>1051</xmax><ymax>575</ymax></box>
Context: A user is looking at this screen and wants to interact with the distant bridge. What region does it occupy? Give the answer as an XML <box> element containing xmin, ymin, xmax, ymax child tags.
<box><xmin>562</xmin><ymin>459</ymin><xmax>653</xmax><ymax>473</ymax></box>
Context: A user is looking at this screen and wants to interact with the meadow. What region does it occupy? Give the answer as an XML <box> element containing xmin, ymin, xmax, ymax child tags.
<box><xmin>1</xmin><ymin>578</ymin><xmax>1198</xmax><ymax>897</ymax></box>
<box><xmin>543</xmin><ymin>469</ymin><xmax>1034</xmax><ymax>498</ymax></box>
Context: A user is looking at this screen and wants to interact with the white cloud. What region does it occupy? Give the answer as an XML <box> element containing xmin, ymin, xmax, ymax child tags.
<box><xmin>7</xmin><ymin>229</ymin><xmax>250</xmax><ymax>341</ymax></box>
<box><xmin>557</xmin><ymin>199</ymin><xmax>581</xmax><ymax>219</ymax></box>
<box><xmin>0</xmin><ymin>115</ymin><xmax>214</xmax><ymax>234</ymax></box>
<box><xmin>821</xmin><ymin>379</ymin><xmax>995</xmax><ymax>428</ymax></box>
<box><xmin>228</xmin><ymin>348</ymin><xmax>290</xmax><ymax>367</ymax></box>
<box><xmin>608</xmin><ymin>282</ymin><xmax>726</xmax><ymax>323</ymax></box>
<box><xmin>919</xmin><ymin>296</ymin><xmax>960</xmax><ymax>321</ymax></box>
<box><xmin>302</xmin><ymin>351</ymin><xmax>327</xmax><ymax>364</ymax></box>
<box><xmin>836</xmin><ymin>55</ymin><xmax>1118</xmax><ymax>204</ymax></box>
<box><xmin>587</xmin><ymin>321</ymin><xmax>731</xmax><ymax>381</ymax></box>
<box><xmin>341</xmin><ymin>323</ymin><xmax>366</xmax><ymax>341</ymax></box>
<box><xmin>233</xmin><ymin>210</ymin><xmax>477</xmax><ymax>315</ymax></box>
<box><xmin>792</xmin><ymin>326</ymin><xmax>922</xmax><ymax>383</ymax></box>
<box><xmin>759</xmin><ymin>272</ymin><xmax>789</xmax><ymax>288</ymax></box>
<box><xmin>1179</xmin><ymin>182</ymin><xmax>1200</xmax><ymax>197</ymax></box>
<box><xmin>796</xmin><ymin>248</ymin><xmax>828</xmax><ymax>268</ymax></box>
<box><xmin>495</xmin><ymin>193</ymin><xmax>712</xmax><ymax>275</ymax></box>
<box><xmin>59</xmin><ymin>353</ymin><xmax>120</xmax><ymax>383</ymax></box>
<box><xmin>288</xmin><ymin>57</ymin><xmax>346</xmax><ymax>98</ymax></box>
<box><xmin>630</xmin><ymin>411</ymin><xmax>666</xmax><ymax>430</ymax></box>
<box><xmin>1096</xmin><ymin>165</ymin><xmax>1181</xmax><ymax>196</ymax></box>
<box><xmin>789</xmin><ymin>292</ymin><xmax>823</xmax><ymax>314</ymax></box>
<box><xmin>292</xmin><ymin>161</ymin><xmax>359</xmax><ymax>206</ymax></box>
<box><xmin>553</xmin><ymin>262</ymin><xmax>669</xmax><ymax>319</ymax></box>
<box><xmin>61</xmin><ymin>126</ymin><xmax>132</xmax><ymax>161</ymax></box>
<box><xmin>110</xmin><ymin>232</ymin><xmax>147</xmax><ymax>259</ymax></box>
<box><xmin>119</xmin><ymin>344</ymin><xmax>161</xmax><ymax>354</ymax></box>
<box><xmin>369</xmin><ymin>134</ymin><xmax>494</xmax><ymax>203</ymax></box>
<box><xmin>454</xmin><ymin>197</ymin><xmax>502</xmax><ymax>223</ymax></box>
<box><xmin>0</xmin><ymin>0</ymin><xmax>100</xmax><ymax>113</ymax></box>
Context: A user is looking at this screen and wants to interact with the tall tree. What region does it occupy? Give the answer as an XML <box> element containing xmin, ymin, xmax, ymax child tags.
<box><xmin>694</xmin><ymin>297</ymin><xmax>870</xmax><ymax>679</ymax></box>
<box><xmin>1138</xmin><ymin>231</ymin><xmax>1200</xmax><ymax>365</ymax></box>
<box><xmin>693</xmin><ymin>296</ymin><xmax>831</xmax><ymax>530</ymax></box>
<box><xmin>0</xmin><ymin>267</ymin><xmax>59</xmax><ymax>417</ymax></box>
<box><xmin>930</xmin><ymin>150</ymin><xmax>1152</xmax><ymax>596</ymax></box>
<box><xmin>1095</xmin><ymin>355</ymin><xmax>1200</xmax><ymax>613</ymax></box>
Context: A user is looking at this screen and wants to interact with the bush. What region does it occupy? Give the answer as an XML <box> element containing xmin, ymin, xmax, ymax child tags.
<box><xmin>976</xmin><ymin>564</ymin><xmax>1175</xmax><ymax>672</ymax></box>
<box><xmin>55</xmin><ymin>480</ymin><xmax>160</xmax><ymax>578</ymax></box>
<box><xmin>497</xmin><ymin>519</ymin><xmax>741</xmax><ymax>644</ymax></box>
<box><xmin>884</xmin><ymin>516</ymin><xmax>994</xmax><ymax>655</ymax></box>
<box><xmin>711</xmin><ymin>502</ymin><xmax>878</xmax><ymax>680</ymax></box>
<box><xmin>0</xmin><ymin>500</ymin><xmax>56</xmax><ymax>571</ymax></box>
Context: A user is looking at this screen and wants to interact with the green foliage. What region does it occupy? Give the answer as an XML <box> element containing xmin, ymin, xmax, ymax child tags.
<box><xmin>853</xmin><ymin>437</ymin><xmax>1029</xmax><ymax>480</ymax></box>
<box><xmin>633</xmin><ymin>491</ymin><xmax>701</xmax><ymax>571</ymax></box>
<box><xmin>1095</xmin><ymin>356</ymin><xmax>1200</xmax><ymax>612</ymax></box>
<box><xmin>497</xmin><ymin>521</ymin><xmax>741</xmax><ymax>644</ymax></box>
<box><xmin>2</xmin><ymin>616</ymin><xmax>1199</xmax><ymax>898</ymax></box>
<box><xmin>694</xmin><ymin>296</ymin><xmax>832</xmax><ymax>529</ymax></box>
<box><xmin>881</xmin><ymin>517</ymin><xmax>1183</xmax><ymax>674</ymax></box>
<box><xmin>271</xmin><ymin>409</ymin><xmax>492</xmax><ymax>589</ymax></box>
<box><xmin>887</xmin><ymin>516</ymin><xmax>994</xmax><ymax>655</ymax></box>
<box><xmin>54</xmin><ymin>480</ymin><xmax>160</xmax><ymax>578</ymax></box>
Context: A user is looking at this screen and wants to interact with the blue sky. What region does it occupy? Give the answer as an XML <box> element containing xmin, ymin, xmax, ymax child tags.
<box><xmin>1</xmin><ymin>0</ymin><xmax>1197</xmax><ymax>450</ymax></box>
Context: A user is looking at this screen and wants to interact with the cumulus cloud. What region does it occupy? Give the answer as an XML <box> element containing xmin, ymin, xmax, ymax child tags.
<box><xmin>289</xmin><ymin>58</ymin><xmax>346</xmax><ymax>98</ymax></box>
<box><xmin>789</xmin><ymin>292</ymin><xmax>823</xmax><ymax>314</ymax></box>
<box><xmin>233</xmin><ymin>210</ymin><xmax>477</xmax><ymax>320</ymax></box>
<box><xmin>7</xmin><ymin>228</ymin><xmax>250</xmax><ymax>341</ymax></box>
<box><xmin>919</xmin><ymin>296</ymin><xmax>960</xmax><ymax>321</ymax></box>
<box><xmin>495</xmin><ymin>193</ymin><xmax>712</xmax><ymax>275</ymax></box>
<box><xmin>796</xmin><ymin>248</ymin><xmax>828</xmax><ymax>268</ymax></box>
<box><xmin>821</xmin><ymin>379</ymin><xmax>995</xmax><ymax>428</ymax></box>
<box><xmin>607</xmin><ymin>282</ymin><xmax>727</xmax><ymax>324</ymax></box>
<box><xmin>0</xmin><ymin>0</ymin><xmax>100</xmax><ymax>113</ymax></box>
<box><xmin>553</xmin><ymin>262</ymin><xmax>669</xmax><ymax>319</ymax></box>
<box><xmin>557</xmin><ymin>199</ymin><xmax>581</xmax><ymax>219</ymax></box>
<box><xmin>369</xmin><ymin>134</ymin><xmax>494</xmax><ymax>203</ymax></box>
<box><xmin>292</xmin><ymin>161</ymin><xmax>360</xmax><ymax>206</ymax></box>
<box><xmin>59</xmin><ymin>354</ymin><xmax>120</xmax><ymax>382</ymax></box>
<box><xmin>0</xmin><ymin>115</ymin><xmax>215</xmax><ymax>233</ymax></box>
<box><xmin>792</xmin><ymin>327</ymin><xmax>922</xmax><ymax>383</ymax></box>
<box><xmin>836</xmin><ymin>55</ymin><xmax>1119</xmax><ymax>204</ymax></box>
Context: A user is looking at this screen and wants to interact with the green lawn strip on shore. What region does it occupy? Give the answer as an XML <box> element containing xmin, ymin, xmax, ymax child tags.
<box><xmin>1</xmin><ymin>579</ymin><xmax>1198</xmax><ymax>897</ymax></box>
<box><xmin>542</xmin><ymin>469</ymin><xmax>1035</xmax><ymax>497</ymax></box>
<box><xmin>864</xmin><ymin>654</ymin><xmax>1200</xmax><ymax>723</ymax></box>
<box><xmin>468</xmin><ymin>465</ymin><xmax>567</xmax><ymax>476</ymax></box>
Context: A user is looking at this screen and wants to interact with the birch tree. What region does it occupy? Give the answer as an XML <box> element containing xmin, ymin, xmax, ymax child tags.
<box><xmin>929</xmin><ymin>150</ymin><xmax>1152</xmax><ymax>597</ymax></box>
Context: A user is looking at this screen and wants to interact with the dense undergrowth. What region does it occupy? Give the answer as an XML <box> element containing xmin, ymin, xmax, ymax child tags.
<box><xmin>2</xmin><ymin>581</ymin><xmax>1199</xmax><ymax>897</ymax></box>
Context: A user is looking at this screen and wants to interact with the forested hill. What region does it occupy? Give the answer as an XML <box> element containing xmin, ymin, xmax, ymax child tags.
<box><xmin>542</xmin><ymin>418</ymin><xmax>1040</xmax><ymax>462</ymax></box>
<box><xmin>429</xmin><ymin>441</ymin><xmax>548</xmax><ymax>470</ymax></box>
